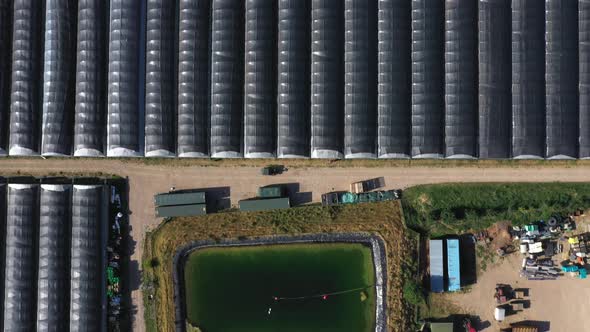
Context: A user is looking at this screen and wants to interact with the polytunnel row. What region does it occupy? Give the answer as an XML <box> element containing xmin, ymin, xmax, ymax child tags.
<box><xmin>0</xmin><ymin>183</ymin><xmax>107</xmax><ymax>332</ymax></box>
<box><xmin>0</xmin><ymin>0</ymin><xmax>590</xmax><ymax>159</ymax></box>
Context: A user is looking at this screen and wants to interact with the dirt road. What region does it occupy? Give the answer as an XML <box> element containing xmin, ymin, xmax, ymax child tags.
<box><xmin>2</xmin><ymin>159</ymin><xmax>590</xmax><ymax>331</ymax></box>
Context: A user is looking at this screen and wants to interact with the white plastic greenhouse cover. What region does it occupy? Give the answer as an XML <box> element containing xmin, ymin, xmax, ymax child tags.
<box><xmin>3</xmin><ymin>184</ymin><xmax>39</xmax><ymax>331</ymax></box>
<box><xmin>74</xmin><ymin>0</ymin><xmax>107</xmax><ymax>157</ymax></box>
<box><xmin>478</xmin><ymin>0</ymin><xmax>512</xmax><ymax>158</ymax></box>
<box><xmin>277</xmin><ymin>0</ymin><xmax>310</xmax><ymax>158</ymax></box>
<box><xmin>9</xmin><ymin>0</ymin><xmax>44</xmax><ymax>156</ymax></box>
<box><xmin>377</xmin><ymin>0</ymin><xmax>411</xmax><ymax>159</ymax></box>
<box><xmin>444</xmin><ymin>0</ymin><xmax>477</xmax><ymax>159</ymax></box>
<box><xmin>580</xmin><ymin>0</ymin><xmax>590</xmax><ymax>158</ymax></box>
<box><xmin>0</xmin><ymin>0</ymin><xmax>11</xmax><ymax>155</ymax></box>
<box><xmin>545</xmin><ymin>0</ymin><xmax>578</xmax><ymax>159</ymax></box>
<box><xmin>311</xmin><ymin>0</ymin><xmax>344</xmax><ymax>159</ymax></box>
<box><xmin>70</xmin><ymin>184</ymin><xmax>106</xmax><ymax>332</ymax></box>
<box><xmin>210</xmin><ymin>0</ymin><xmax>244</xmax><ymax>158</ymax></box>
<box><xmin>144</xmin><ymin>0</ymin><xmax>175</xmax><ymax>157</ymax></box>
<box><xmin>0</xmin><ymin>183</ymin><xmax>5</xmax><ymax>330</ymax></box>
<box><xmin>37</xmin><ymin>184</ymin><xmax>71</xmax><ymax>331</ymax></box>
<box><xmin>2</xmin><ymin>0</ymin><xmax>590</xmax><ymax>160</ymax></box>
<box><xmin>107</xmin><ymin>0</ymin><xmax>142</xmax><ymax>157</ymax></box>
<box><xmin>244</xmin><ymin>0</ymin><xmax>277</xmax><ymax>158</ymax></box>
<box><xmin>411</xmin><ymin>0</ymin><xmax>444</xmax><ymax>158</ymax></box>
<box><xmin>344</xmin><ymin>0</ymin><xmax>377</xmax><ymax>159</ymax></box>
<box><xmin>511</xmin><ymin>0</ymin><xmax>546</xmax><ymax>159</ymax></box>
<box><xmin>41</xmin><ymin>0</ymin><xmax>76</xmax><ymax>157</ymax></box>
<box><xmin>177</xmin><ymin>0</ymin><xmax>209</xmax><ymax>158</ymax></box>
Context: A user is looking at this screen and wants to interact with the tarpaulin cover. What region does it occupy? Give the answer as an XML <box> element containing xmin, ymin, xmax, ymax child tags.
<box><xmin>311</xmin><ymin>0</ymin><xmax>344</xmax><ymax>158</ymax></box>
<box><xmin>70</xmin><ymin>185</ymin><xmax>105</xmax><ymax>332</ymax></box>
<box><xmin>177</xmin><ymin>0</ymin><xmax>209</xmax><ymax>157</ymax></box>
<box><xmin>411</xmin><ymin>0</ymin><xmax>444</xmax><ymax>158</ymax></box>
<box><xmin>545</xmin><ymin>0</ymin><xmax>578</xmax><ymax>159</ymax></box>
<box><xmin>429</xmin><ymin>239</ymin><xmax>444</xmax><ymax>292</ymax></box>
<box><xmin>107</xmin><ymin>0</ymin><xmax>141</xmax><ymax>156</ymax></box>
<box><xmin>0</xmin><ymin>183</ymin><xmax>5</xmax><ymax>330</ymax></box>
<box><xmin>446</xmin><ymin>238</ymin><xmax>461</xmax><ymax>291</ymax></box>
<box><xmin>37</xmin><ymin>185</ymin><xmax>71</xmax><ymax>331</ymax></box>
<box><xmin>0</xmin><ymin>0</ymin><xmax>11</xmax><ymax>155</ymax></box>
<box><xmin>277</xmin><ymin>0</ymin><xmax>310</xmax><ymax>158</ymax></box>
<box><xmin>144</xmin><ymin>0</ymin><xmax>175</xmax><ymax>157</ymax></box>
<box><xmin>512</xmin><ymin>0</ymin><xmax>546</xmax><ymax>158</ymax></box>
<box><xmin>478</xmin><ymin>0</ymin><xmax>511</xmax><ymax>158</ymax></box>
<box><xmin>579</xmin><ymin>0</ymin><xmax>590</xmax><ymax>158</ymax></box>
<box><xmin>3</xmin><ymin>184</ymin><xmax>39</xmax><ymax>331</ymax></box>
<box><xmin>210</xmin><ymin>0</ymin><xmax>244</xmax><ymax>158</ymax></box>
<box><xmin>41</xmin><ymin>0</ymin><xmax>76</xmax><ymax>156</ymax></box>
<box><xmin>344</xmin><ymin>0</ymin><xmax>377</xmax><ymax>158</ymax></box>
<box><xmin>444</xmin><ymin>0</ymin><xmax>477</xmax><ymax>158</ymax></box>
<box><xmin>244</xmin><ymin>0</ymin><xmax>277</xmax><ymax>158</ymax></box>
<box><xmin>9</xmin><ymin>0</ymin><xmax>44</xmax><ymax>156</ymax></box>
<box><xmin>377</xmin><ymin>0</ymin><xmax>411</xmax><ymax>158</ymax></box>
<box><xmin>74</xmin><ymin>0</ymin><xmax>106</xmax><ymax>157</ymax></box>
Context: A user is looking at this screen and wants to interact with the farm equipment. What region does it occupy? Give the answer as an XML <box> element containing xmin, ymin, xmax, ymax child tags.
<box><xmin>349</xmin><ymin>177</ymin><xmax>385</xmax><ymax>193</ymax></box>
<box><xmin>494</xmin><ymin>284</ymin><xmax>512</xmax><ymax>304</ymax></box>
<box><xmin>494</xmin><ymin>307</ymin><xmax>506</xmax><ymax>321</ymax></box>
<box><xmin>260</xmin><ymin>165</ymin><xmax>286</xmax><ymax>176</ymax></box>
<box><xmin>497</xmin><ymin>245</ymin><xmax>515</xmax><ymax>257</ymax></box>
<box><xmin>321</xmin><ymin>189</ymin><xmax>401</xmax><ymax>206</ymax></box>
<box><xmin>462</xmin><ymin>318</ymin><xmax>477</xmax><ymax>332</ymax></box>
<box><xmin>511</xmin><ymin>302</ymin><xmax>524</xmax><ymax>311</ymax></box>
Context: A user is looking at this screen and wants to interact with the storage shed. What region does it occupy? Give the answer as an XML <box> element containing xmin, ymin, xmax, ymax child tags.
<box><xmin>429</xmin><ymin>239</ymin><xmax>444</xmax><ymax>292</ymax></box>
<box><xmin>446</xmin><ymin>238</ymin><xmax>461</xmax><ymax>291</ymax></box>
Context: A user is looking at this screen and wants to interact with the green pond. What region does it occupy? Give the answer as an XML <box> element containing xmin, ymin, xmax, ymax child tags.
<box><xmin>184</xmin><ymin>243</ymin><xmax>376</xmax><ymax>332</ymax></box>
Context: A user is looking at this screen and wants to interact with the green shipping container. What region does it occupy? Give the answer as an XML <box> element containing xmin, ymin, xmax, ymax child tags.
<box><xmin>257</xmin><ymin>186</ymin><xmax>283</xmax><ymax>198</ymax></box>
<box><xmin>154</xmin><ymin>192</ymin><xmax>206</xmax><ymax>207</ymax></box>
<box><xmin>156</xmin><ymin>204</ymin><xmax>207</xmax><ymax>217</ymax></box>
<box><xmin>239</xmin><ymin>197</ymin><xmax>290</xmax><ymax>212</ymax></box>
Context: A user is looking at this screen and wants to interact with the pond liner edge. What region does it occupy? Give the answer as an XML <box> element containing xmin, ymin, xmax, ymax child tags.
<box><xmin>171</xmin><ymin>232</ymin><xmax>388</xmax><ymax>332</ymax></box>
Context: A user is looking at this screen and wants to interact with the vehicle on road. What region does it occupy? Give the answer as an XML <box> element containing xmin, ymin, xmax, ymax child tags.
<box><xmin>261</xmin><ymin>165</ymin><xmax>286</xmax><ymax>176</ymax></box>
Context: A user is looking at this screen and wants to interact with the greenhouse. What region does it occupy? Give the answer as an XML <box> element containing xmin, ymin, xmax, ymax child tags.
<box><xmin>0</xmin><ymin>181</ymin><xmax>110</xmax><ymax>331</ymax></box>
<box><xmin>0</xmin><ymin>0</ymin><xmax>588</xmax><ymax>159</ymax></box>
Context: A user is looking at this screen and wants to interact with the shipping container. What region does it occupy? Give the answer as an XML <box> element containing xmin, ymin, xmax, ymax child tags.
<box><xmin>154</xmin><ymin>192</ymin><xmax>206</xmax><ymax>207</ymax></box>
<box><xmin>429</xmin><ymin>239</ymin><xmax>444</xmax><ymax>292</ymax></box>
<box><xmin>446</xmin><ymin>238</ymin><xmax>461</xmax><ymax>291</ymax></box>
<box><xmin>239</xmin><ymin>197</ymin><xmax>290</xmax><ymax>212</ymax></box>
<box><xmin>156</xmin><ymin>204</ymin><xmax>207</xmax><ymax>218</ymax></box>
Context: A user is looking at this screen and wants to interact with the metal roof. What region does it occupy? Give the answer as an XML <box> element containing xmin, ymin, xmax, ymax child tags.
<box><xmin>156</xmin><ymin>204</ymin><xmax>207</xmax><ymax>218</ymax></box>
<box><xmin>239</xmin><ymin>197</ymin><xmax>290</xmax><ymax>212</ymax></box>
<box><xmin>154</xmin><ymin>192</ymin><xmax>206</xmax><ymax>207</ymax></box>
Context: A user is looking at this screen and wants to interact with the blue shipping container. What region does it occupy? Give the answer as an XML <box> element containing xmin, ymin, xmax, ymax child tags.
<box><xmin>446</xmin><ymin>239</ymin><xmax>461</xmax><ymax>291</ymax></box>
<box><xmin>429</xmin><ymin>240</ymin><xmax>444</xmax><ymax>292</ymax></box>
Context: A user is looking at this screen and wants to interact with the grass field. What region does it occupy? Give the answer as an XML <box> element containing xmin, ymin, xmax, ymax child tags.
<box><xmin>401</xmin><ymin>183</ymin><xmax>590</xmax><ymax>236</ymax></box>
<box><xmin>184</xmin><ymin>243</ymin><xmax>375</xmax><ymax>332</ymax></box>
<box><xmin>142</xmin><ymin>201</ymin><xmax>417</xmax><ymax>332</ymax></box>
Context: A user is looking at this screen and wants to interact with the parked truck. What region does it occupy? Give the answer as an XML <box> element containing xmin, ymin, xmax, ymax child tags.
<box><xmin>349</xmin><ymin>177</ymin><xmax>385</xmax><ymax>193</ymax></box>
<box><xmin>321</xmin><ymin>189</ymin><xmax>401</xmax><ymax>206</ymax></box>
<box><xmin>257</xmin><ymin>185</ymin><xmax>285</xmax><ymax>198</ymax></box>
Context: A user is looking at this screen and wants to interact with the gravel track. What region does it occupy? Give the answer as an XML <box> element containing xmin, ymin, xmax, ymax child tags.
<box><xmin>1</xmin><ymin>158</ymin><xmax>589</xmax><ymax>331</ymax></box>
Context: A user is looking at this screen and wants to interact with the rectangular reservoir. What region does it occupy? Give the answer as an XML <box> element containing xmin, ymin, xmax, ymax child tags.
<box><xmin>183</xmin><ymin>243</ymin><xmax>376</xmax><ymax>332</ymax></box>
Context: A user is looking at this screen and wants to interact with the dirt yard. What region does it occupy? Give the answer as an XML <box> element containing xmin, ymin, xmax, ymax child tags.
<box><xmin>446</xmin><ymin>214</ymin><xmax>590</xmax><ymax>332</ymax></box>
<box><xmin>2</xmin><ymin>159</ymin><xmax>590</xmax><ymax>331</ymax></box>
<box><xmin>446</xmin><ymin>252</ymin><xmax>590</xmax><ymax>331</ymax></box>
